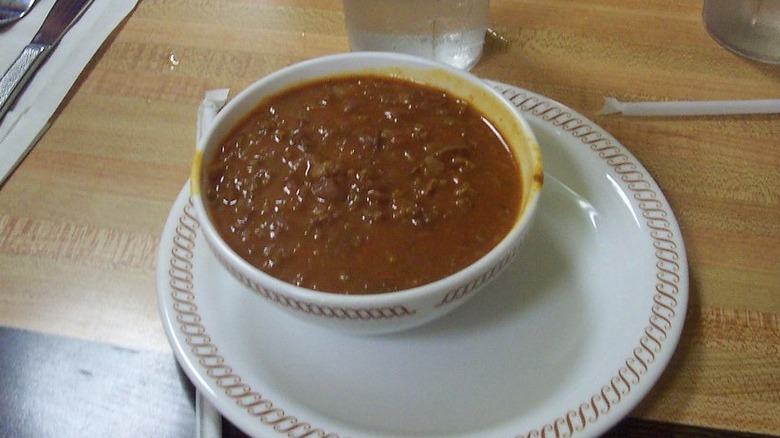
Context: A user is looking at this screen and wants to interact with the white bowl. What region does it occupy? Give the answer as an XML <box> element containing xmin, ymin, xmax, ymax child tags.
<box><xmin>190</xmin><ymin>52</ymin><xmax>543</xmax><ymax>335</ymax></box>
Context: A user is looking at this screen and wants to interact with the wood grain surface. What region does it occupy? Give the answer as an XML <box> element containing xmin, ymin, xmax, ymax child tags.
<box><xmin>0</xmin><ymin>0</ymin><xmax>777</xmax><ymax>436</ymax></box>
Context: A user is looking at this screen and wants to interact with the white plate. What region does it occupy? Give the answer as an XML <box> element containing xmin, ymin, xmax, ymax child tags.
<box><xmin>157</xmin><ymin>82</ymin><xmax>688</xmax><ymax>438</ymax></box>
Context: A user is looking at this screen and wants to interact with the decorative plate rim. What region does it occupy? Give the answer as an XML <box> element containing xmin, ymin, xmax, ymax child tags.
<box><xmin>157</xmin><ymin>81</ymin><xmax>689</xmax><ymax>438</ymax></box>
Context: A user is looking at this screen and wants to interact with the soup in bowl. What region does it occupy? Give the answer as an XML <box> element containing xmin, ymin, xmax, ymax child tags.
<box><xmin>190</xmin><ymin>52</ymin><xmax>543</xmax><ymax>334</ymax></box>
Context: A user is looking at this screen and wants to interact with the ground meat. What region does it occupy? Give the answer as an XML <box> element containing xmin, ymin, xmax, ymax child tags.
<box><xmin>204</xmin><ymin>75</ymin><xmax>521</xmax><ymax>294</ymax></box>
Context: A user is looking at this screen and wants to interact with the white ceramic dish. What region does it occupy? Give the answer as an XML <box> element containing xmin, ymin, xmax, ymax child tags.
<box><xmin>189</xmin><ymin>52</ymin><xmax>543</xmax><ymax>335</ymax></box>
<box><xmin>157</xmin><ymin>82</ymin><xmax>688</xmax><ymax>438</ymax></box>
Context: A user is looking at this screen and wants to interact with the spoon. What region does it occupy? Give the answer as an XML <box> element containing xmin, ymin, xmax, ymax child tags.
<box><xmin>0</xmin><ymin>0</ymin><xmax>37</xmax><ymax>27</ymax></box>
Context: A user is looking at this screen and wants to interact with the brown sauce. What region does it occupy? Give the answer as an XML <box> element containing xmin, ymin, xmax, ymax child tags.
<box><xmin>204</xmin><ymin>75</ymin><xmax>521</xmax><ymax>294</ymax></box>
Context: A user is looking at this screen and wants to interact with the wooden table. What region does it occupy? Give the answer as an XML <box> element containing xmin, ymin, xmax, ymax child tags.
<box><xmin>1</xmin><ymin>0</ymin><xmax>778</xmax><ymax>436</ymax></box>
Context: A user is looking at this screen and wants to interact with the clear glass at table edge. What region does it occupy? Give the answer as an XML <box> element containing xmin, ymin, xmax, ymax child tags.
<box><xmin>703</xmin><ymin>0</ymin><xmax>780</xmax><ymax>64</ymax></box>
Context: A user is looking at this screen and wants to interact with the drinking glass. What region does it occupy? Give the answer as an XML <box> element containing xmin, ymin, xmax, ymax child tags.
<box><xmin>703</xmin><ymin>0</ymin><xmax>780</xmax><ymax>64</ymax></box>
<box><xmin>343</xmin><ymin>0</ymin><xmax>491</xmax><ymax>70</ymax></box>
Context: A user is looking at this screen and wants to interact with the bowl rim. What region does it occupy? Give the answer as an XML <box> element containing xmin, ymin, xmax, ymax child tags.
<box><xmin>190</xmin><ymin>52</ymin><xmax>543</xmax><ymax>305</ymax></box>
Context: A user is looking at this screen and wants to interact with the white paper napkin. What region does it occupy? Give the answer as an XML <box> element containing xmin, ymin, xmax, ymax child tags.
<box><xmin>0</xmin><ymin>0</ymin><xmax>139</xmax><ymax>185</ymax></box>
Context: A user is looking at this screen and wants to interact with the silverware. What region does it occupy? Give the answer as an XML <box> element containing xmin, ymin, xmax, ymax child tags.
<box><xmin>0</xmin><ymin>0</ymin><xmax>94</xmax><ymax>123</ymax></box>
<box><xmin>0</xmin><ymin>0</ymin><xmax>37</xmax><ymax>27</ymax></box>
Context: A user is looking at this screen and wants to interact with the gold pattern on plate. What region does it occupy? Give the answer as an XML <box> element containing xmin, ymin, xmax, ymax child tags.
<box><xmin>164</xmin><ymin>83</ymin><xmax>685</xmax><ymax>438</ymax></box>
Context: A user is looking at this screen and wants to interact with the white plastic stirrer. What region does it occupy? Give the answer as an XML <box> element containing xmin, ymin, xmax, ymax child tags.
<box><xmin>597</xmin><ymin>97</ymin><xmax>780</xmax><ymax>117</ymax></box>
